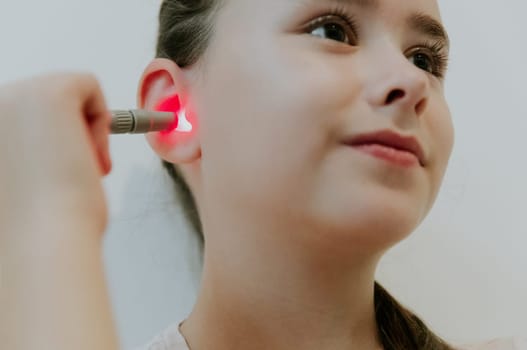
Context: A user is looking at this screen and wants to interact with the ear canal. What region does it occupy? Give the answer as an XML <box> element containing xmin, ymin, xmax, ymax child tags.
<box><xmin>155</xmin><ymin>94</ymin><xmax>188</xmax><ymax>135</ymax></box>
<box><xmin>175</xmin><ymin>108</ymin><xmax>193</xmax><ymax>132</ymax></box>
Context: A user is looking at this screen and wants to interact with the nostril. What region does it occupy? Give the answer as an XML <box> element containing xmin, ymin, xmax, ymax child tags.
<box><xmin>385</xmin><ymin>89</ymin><xmax>405</xmax><ymax>104</ymax></box>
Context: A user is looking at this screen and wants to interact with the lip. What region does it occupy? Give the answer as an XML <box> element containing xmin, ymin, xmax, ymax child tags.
<box><xmin>343</xmin><ymin>129</ymin><xmax>426</xmax><ymax>167</ymax></box>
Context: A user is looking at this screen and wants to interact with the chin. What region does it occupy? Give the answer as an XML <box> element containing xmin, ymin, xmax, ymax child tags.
<box><xmin>310</xmin><ymin>193</ymin><xmax>423</xmax><ymax>251</ymax></box>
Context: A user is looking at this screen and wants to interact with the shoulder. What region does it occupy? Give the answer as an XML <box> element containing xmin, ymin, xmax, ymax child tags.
<box><xmin>457</xmin><ymin>337</ymin><xmax>527</xmax><ymax>350</ymax></box>
<box><xmin>130</xmin><ymin>322</ymin><xmax>189</xmax><ymax>350</ymax></box>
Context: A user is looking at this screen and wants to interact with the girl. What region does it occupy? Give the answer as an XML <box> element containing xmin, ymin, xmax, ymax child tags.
<box><xmin>1</xmin><ymin>0</ymin><xmax>524</xmax><ymax>349</ymax></box>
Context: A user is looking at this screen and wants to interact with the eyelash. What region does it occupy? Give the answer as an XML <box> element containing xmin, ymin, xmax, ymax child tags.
<box><xmin>408</xmin><ymin>40</ymin><xmax>450</xmax><ymax>79</ymax></box>
<box><xmin>305</xmin><ymin>5</ymin><xmax>359</xmax><ymax>44</ymax></box>
<box><xmin>305</xmin><ymin>5</ymin><xmax>450</xmax><ymax>79</ymax></box>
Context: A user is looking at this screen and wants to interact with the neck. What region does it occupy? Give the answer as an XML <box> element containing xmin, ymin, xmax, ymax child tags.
<box><xmin>180</xmin><ymin>217</ymin><xmax>385</xmax><ymax>350</ymax></box>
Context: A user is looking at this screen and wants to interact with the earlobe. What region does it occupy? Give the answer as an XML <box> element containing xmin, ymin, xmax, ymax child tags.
<box><xmin>137</xmin><ymin>58</ymin><xmax>201</xmax><ymax>164</ymax></box>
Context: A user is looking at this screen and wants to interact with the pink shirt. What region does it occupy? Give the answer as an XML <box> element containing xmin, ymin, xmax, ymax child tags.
<box><xmin>133</xmin><ymin>321</ymin><xmax>527</xmax><ymax>350</ymax></box>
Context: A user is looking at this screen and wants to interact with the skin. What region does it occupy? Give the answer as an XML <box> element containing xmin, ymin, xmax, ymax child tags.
<box><xmin>141</xmin><ymin>0</ymin><xmax>454</xmax><ymax>349</ymax></box>
<box><xmin>0</xmin><ymin>73</ymin><xmax>118</xmax><ymax>350</ymax></box>
<box><xmin>0</xmin><ymin>0</ymin><xmax>454</xmax><ymax>349</ymax></box>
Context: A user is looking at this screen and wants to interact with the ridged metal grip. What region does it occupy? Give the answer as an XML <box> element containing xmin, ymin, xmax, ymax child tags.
<box><xmin>110</xmin><ymin>110</ymin><xmax>134</xmax><ymax>134</ymax></box>
<box><xmin>110</xmin><ymin>110</ymin><xmax>177</xmax><ymax>134</ymax></box>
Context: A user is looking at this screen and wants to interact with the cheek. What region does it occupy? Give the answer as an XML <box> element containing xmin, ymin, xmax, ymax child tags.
<box><xmin>424</xmin><ymin>98</ymin><xmax>455</xmax><ymax>208</ymax></box>
<box><xmin>433</xmin><ymin>101</ymin><xmax>455</xmax><ymax>173</ymax></box>
<box><xmin>199</xmin><ymin>44</ymin><xmax>348</xmax><ymax>168</ymax></box>
<box><xmin>199</xmin><ymin>16</ymin><xmax>360</xmax><ymax>152</ymax></box>
<box><xmin>196</xmin><ymin>29</ymin><xmax>363</xmax><ymax>211</ymax></box>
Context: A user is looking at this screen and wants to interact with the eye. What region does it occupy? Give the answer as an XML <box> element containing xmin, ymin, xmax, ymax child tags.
<box><xmin>310</xmin><ymin>20</ymin><xmax>349</xmax><ymax>43</ymax></box>
<box><xmin>409</xmin><ymin>52</ymin><xmax>434</xmax><ymax>73</ymax></box>
<box><xmin>406</xmin><ymin>41</ymin><xmax>449</xmax><ymax>78</ymax></box>
<box><xmin>306</xmin><ymin>15</ymin><xmax>357</xmax><ymax>45</ymax></box>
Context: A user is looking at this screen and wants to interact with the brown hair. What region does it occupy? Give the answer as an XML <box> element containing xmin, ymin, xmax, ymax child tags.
<box><xmin>155</xmin><ymin>1</ymin><xmax>456</xmax><ymax>349</ymax></box>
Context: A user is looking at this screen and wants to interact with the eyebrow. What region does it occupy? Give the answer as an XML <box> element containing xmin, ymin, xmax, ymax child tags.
<box><xmin>328</xmin><ymin>0</ymin><xmax>450</xmax><ymax>49</ymax></box>
<box><xmin>407</xmin><ymin>12</ymin><xmax>450</xmax><ymax>50</ymax></box>
<box><xmin>332</xmin><ymin>0</ymin><xmax>379</xmax><ymax>9</ymax></box>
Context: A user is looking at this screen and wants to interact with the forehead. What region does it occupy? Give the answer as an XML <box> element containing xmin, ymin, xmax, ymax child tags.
<box><xmin>225</xmin><ymin>0</ymin><xmax>442</xmax><ymax>22</ymax></box>
<box><xmin>216</xmin><ymin>0</ymin><xmax>447</xmax><ymax>52</ymax></box>
<box><xmin>307</xmin><ymin>0</ymin><xmax>442</xmax><ymax>17</ymax></box>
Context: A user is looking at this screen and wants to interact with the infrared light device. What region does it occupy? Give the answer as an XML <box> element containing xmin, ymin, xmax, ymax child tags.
<box><xmin>110</xmin><ymin>109</ymin><xmax>192</xmax><ymax>134</ymax></box>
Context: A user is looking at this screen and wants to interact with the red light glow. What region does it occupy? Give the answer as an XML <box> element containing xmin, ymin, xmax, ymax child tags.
<box><xmin>155</xmin><ymin>94</ymin><xmax>181</xmax><ymax>135</ymax></box>
<box><xmin>153</xmin><ymin>94</ymin><xmax>196</xmax><ymax>146</ymax></box>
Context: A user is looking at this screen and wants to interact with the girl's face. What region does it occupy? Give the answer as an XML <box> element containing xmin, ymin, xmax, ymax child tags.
<box><xmin>192</xmin><ymin>0</ymin><xmax>454</xmax><ymax>248</ymax></box>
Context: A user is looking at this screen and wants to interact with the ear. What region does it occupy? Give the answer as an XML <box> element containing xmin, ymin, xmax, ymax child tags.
<box><xmin>137</xmin><ymin>58</ymin><xmax>201</xmax><ymax>164</ymax></box>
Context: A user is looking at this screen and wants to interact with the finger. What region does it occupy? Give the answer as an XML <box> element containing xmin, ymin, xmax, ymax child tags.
<box><xmin>88</xmin><ymin>108</ymin><xmax>112</xmax><ymax>177</ymax></box>
<box><xmin>76</xmin><ymin>74</ymin><xmax>113</xmax><ymax>176</ymax></box>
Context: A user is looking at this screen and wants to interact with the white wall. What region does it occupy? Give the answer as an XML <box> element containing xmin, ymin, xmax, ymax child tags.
<box><xmin>0</xmin><ymin>1</ymin><xmax>525</xmax><ymax>348</ymax></box>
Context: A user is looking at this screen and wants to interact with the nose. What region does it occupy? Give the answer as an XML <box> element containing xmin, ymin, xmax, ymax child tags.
<box><xmin>365</xmin><ymin>56</ymin><xmax>430</xmax><ymax>118</ymax></box>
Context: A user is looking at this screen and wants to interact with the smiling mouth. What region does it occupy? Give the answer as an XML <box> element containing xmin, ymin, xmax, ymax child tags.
<box><xmin>349</xmin><ymin>143</ymin><xmax>421</xmax><ymax>168</ymax></box>
<box><xmin>343</xmin><ymin>129</ymin><xmax>426</xmax><ymax>167</ymax></box>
